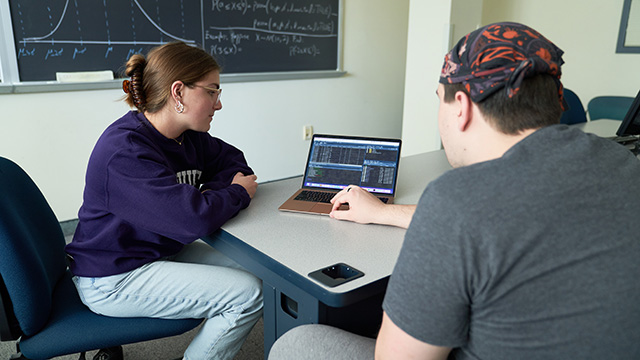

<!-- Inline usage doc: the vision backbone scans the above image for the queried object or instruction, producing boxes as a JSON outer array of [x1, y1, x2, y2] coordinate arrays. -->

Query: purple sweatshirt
[[66, 111, 253, 277]]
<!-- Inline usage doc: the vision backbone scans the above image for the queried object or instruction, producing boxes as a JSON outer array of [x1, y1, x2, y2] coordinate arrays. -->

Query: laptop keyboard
[[295, 190, 335, 203], [295, 190, 389, 203]]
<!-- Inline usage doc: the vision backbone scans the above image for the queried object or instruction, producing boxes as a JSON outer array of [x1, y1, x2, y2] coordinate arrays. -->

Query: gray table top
[[217, 150, 452, 294], [573, 119, 620, 137]]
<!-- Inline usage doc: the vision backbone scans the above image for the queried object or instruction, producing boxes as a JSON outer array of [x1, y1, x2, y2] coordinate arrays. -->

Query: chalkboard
[[6, 0, 341, 82]]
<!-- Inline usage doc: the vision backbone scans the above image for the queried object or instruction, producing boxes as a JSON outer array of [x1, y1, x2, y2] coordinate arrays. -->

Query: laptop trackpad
[[278, 199, 315, 212], [309, 203, 349, 214], [310, 203, 333, 214]]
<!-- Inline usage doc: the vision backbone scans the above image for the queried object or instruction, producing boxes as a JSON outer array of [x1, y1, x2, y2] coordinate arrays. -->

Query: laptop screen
[[303, 134, 402, 195], [616, 89, 640, 136]]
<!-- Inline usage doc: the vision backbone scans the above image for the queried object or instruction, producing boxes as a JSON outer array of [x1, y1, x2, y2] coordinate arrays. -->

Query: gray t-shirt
[[383, 125, 640, 359]]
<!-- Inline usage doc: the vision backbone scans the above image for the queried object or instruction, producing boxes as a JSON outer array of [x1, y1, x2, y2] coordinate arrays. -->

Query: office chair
[[587, 95, 634, 121], [559, 88, 587, 125], [0, 156, 202, 360]]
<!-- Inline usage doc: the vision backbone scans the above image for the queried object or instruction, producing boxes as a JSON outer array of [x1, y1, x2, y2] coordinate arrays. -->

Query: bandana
[[439, 22, 566, 108]]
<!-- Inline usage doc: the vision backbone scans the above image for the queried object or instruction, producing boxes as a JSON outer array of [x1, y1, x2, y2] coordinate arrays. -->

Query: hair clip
[[122, 79, 131, 94]]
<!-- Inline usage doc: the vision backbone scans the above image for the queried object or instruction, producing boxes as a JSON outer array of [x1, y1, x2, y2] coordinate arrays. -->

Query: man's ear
[[455, 90, 473, 132]]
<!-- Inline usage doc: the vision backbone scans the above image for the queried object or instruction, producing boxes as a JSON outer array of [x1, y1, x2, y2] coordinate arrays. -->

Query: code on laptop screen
[[303, 136, 401, 194]]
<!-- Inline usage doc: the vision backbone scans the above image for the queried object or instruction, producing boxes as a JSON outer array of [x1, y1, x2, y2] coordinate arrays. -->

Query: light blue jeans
[[72, 241, 263, 360]]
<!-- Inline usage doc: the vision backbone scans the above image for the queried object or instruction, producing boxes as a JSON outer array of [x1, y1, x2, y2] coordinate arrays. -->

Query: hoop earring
[[174, 101, 184, 114]]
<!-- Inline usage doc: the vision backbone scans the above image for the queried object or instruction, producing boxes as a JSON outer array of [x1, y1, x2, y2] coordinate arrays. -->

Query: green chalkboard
[[7, 0, 341, 82]]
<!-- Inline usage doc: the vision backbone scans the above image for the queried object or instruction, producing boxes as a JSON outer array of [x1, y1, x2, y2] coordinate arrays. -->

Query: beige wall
[[400, 0, 483, 156], [451, 0, 483, 45], [0, 0, 410, 221], [400, 1, 453, 156], [482, 0, 640, 107]]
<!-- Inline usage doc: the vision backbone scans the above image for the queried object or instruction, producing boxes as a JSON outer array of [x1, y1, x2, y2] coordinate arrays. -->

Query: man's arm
[[375, 312, 452, 360], [329, 185, 416, 229]]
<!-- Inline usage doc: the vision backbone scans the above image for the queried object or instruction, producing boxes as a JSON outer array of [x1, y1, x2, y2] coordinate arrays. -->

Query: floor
[[0, 318, 264, 359]]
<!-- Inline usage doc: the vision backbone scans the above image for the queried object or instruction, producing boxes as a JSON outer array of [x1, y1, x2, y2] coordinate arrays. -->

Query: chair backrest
[[587, 95, 634, 121], [559, 88, 587, 125], [0, 157, 67, 336]]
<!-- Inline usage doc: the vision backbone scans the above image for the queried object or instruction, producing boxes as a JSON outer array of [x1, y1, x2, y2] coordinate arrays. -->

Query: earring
[[175, 101, 184, 114]]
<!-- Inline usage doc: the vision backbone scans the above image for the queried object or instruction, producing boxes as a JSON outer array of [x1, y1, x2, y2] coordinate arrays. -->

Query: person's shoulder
[[430, 159, 498, 192], [100, 111, 146, 139], [94, 112, 159, 157], [417, 165, 482, 210], [415, 156, 513, 225]]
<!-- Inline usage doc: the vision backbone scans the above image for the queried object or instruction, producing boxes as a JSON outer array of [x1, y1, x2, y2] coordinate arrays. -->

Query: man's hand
[[329, 185, 388, 225], [232, 172, 258, 198], [330, 185, 416, 229]]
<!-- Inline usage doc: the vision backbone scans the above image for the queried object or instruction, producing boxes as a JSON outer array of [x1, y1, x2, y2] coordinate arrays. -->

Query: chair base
[[11, 345, 124, 360], [80, 346, 124, 360]]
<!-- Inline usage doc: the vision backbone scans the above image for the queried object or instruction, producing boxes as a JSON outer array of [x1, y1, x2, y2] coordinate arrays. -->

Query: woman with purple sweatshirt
[[65, 42, 263, 360]]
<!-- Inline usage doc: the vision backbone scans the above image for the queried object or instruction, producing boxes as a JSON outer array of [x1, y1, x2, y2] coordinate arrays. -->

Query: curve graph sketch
[[8, 0, 340, 82]]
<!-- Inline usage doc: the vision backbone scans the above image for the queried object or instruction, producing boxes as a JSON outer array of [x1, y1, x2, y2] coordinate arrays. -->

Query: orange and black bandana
[[439, 22, 566, 108]]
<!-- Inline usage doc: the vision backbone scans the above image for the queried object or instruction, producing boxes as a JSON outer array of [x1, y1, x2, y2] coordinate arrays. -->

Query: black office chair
[[0, 156, 202, 360], [587, 95, 634, 121], [559, 88, 587, 125]]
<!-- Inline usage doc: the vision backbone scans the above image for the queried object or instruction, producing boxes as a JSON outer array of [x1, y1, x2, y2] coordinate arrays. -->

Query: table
[[202, 150, 452, 357], [202, 120, 621, 358], [573, 119, 621, 137]]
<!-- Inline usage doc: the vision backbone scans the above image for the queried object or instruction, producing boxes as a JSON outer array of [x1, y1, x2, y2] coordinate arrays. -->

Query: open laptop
[[611, 89, 640, 144], [278, 134, 402, 215]]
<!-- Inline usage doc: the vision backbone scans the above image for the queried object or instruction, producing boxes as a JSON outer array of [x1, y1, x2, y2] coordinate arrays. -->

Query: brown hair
[[443, 74, 563, 135], [122, 42, 221, 113]]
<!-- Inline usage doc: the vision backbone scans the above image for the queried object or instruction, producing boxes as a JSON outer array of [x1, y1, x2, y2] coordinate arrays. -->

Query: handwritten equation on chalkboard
[[8, 0, 340, 82]]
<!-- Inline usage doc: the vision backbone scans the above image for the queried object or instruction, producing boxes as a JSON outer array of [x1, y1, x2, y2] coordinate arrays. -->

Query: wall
[[451, 0, 483, 46], [482, 0, 640, 106], [0, 0, 410, 221], [400, 1, 452, 156], [400, 0, 483, 156]]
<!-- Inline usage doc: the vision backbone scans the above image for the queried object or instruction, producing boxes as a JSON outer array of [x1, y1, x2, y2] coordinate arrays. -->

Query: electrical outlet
[[303, 125, 314, 140]]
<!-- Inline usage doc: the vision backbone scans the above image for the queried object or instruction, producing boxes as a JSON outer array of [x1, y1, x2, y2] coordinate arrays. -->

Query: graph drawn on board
[[7, 0, 341, 82]]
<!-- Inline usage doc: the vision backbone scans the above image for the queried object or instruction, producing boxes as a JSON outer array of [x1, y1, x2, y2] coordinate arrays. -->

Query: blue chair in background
[[559, 88, 587, 125], [0, 156, 202, 360], [587, 95, 634, 121]]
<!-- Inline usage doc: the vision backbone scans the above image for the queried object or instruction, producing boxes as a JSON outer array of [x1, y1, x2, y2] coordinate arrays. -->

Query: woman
[[65, 42, 263, 360]]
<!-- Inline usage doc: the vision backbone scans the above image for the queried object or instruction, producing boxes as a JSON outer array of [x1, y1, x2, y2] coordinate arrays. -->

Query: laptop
[[610, 88, 640, 145], [278, 134, 402, 215]]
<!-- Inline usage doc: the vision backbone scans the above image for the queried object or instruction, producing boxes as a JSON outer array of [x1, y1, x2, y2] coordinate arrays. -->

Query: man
[[269, 22, 640, 359]]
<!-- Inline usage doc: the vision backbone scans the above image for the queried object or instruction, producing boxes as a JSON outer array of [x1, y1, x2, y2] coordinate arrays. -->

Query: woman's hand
[[232, 172, 258, 198]]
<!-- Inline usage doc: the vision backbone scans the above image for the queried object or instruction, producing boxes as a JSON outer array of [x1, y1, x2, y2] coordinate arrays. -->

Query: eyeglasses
[[190, 84, 222, 105]]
